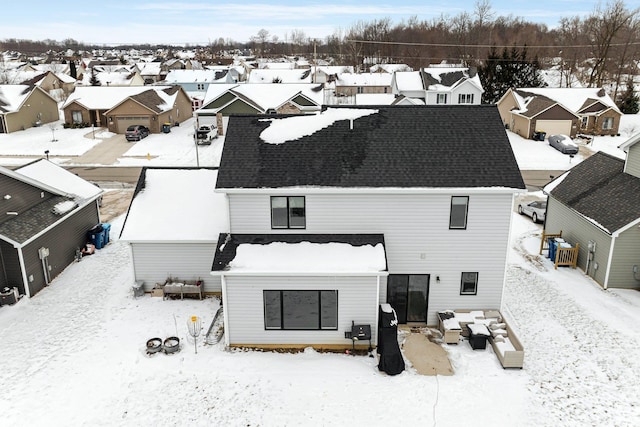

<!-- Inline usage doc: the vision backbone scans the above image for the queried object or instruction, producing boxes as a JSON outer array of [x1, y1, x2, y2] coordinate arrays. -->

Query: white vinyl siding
[[224, 275, 379, 345], [227, 192, 513, 324], [129, 242, 221, 292], [623, 143, 640, 179]]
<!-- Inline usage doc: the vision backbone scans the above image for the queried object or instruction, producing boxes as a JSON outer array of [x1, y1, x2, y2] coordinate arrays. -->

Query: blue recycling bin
[[101, 223, 111, 244], [548, 238, 560, 261], [88, 225, 106, 249]]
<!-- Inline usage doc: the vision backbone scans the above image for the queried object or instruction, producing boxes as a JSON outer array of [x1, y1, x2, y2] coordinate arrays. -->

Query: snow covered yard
[[1, 213, 639, 426]]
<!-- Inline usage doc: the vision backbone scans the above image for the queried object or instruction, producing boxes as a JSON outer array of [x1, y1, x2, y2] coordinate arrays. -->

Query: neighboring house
[[370, 64, 412, 73], [391, 67, 483, 106], [334, 73, 393, 96], [104, 85, 192, 134], [0, 85, 59, 133], [119, 168, 228, 294], [62, 85, 190, 132], [309, 66, 354, 84], [247, 68, 312, 84], [0, 160, 103, 298], [543, 134, 640, 290], [211, 105, 525, 349], [79, 70, 145, 86], [196, 83, 324, 131], [497, 87, 621, 139], [136, 62, 163, 84], [164, 69, 235, 110], [62, 86, 163, 127]]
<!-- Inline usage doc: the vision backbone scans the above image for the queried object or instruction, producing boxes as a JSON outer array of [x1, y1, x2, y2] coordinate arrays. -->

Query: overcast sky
[[4, 0, 640, 45]]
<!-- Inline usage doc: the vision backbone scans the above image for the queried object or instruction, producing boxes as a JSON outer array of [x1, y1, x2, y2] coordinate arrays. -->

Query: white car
[[548, 134, 579, 155], [518, 200, 546, 223]]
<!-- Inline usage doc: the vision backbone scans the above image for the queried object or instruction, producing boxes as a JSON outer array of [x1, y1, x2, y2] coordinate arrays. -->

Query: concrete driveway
[[67, 133, 133, 165]]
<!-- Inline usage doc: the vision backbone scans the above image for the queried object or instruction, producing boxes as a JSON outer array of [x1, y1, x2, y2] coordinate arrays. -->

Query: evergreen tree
[[89, 68, 100, 86], [69, 61, 77, 79], [618, 77, 639, 114], [478, 45, 545, 103]]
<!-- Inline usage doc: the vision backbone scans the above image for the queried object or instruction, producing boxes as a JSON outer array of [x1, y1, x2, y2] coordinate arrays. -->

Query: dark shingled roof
[[513, 90, 557, 118], [212, 233, 386, 271], [0, 195, 76, 243], [548, 151, 640, 233], [216, 105, 525, 190], [130, 89, 165, 113]]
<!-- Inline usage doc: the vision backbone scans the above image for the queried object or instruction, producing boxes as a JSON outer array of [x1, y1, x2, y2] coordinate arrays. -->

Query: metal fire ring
[[163, 336, 180, 354], [146, 337, 163, 354]]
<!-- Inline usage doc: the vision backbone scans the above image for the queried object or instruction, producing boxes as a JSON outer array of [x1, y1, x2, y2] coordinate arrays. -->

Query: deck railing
[[555, 243, 579, 269]]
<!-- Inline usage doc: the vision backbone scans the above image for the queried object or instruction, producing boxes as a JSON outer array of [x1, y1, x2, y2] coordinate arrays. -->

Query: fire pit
[[163, 336, 180, 354], [146, 337, 163, 355]]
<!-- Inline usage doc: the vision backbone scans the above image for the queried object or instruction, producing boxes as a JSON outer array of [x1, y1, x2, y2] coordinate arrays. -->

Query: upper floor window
[[449, 196, 469, 229], [271, 196, 306, 229], [458, 94, 474, 104], [437, 93, 448, 104], [357, 86, 364, 94], [602, 117, 614, 130]]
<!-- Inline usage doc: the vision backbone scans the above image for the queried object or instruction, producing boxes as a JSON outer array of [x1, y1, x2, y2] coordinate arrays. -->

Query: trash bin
[[467, 323, 490, 350], [132, 281, 145, 298], [162, 123, 171, 133], [0, 287, 19, 306], [88, 224, 106, 249], [101, 223, 111, 244], [533, 131, 546, 141]]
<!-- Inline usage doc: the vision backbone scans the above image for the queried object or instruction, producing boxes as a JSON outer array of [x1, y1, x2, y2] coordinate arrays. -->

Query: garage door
[[116, 116, 151, 134], [535, 120, 572, 137]]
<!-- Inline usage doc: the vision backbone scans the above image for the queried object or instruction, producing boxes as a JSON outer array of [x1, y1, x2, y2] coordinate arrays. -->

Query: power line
[[348, 39, 640, 49]]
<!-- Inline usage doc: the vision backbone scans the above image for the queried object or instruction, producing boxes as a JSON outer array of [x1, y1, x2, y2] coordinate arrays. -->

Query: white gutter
[[375, 274, 381, 345], [216, 187, 524, 195]]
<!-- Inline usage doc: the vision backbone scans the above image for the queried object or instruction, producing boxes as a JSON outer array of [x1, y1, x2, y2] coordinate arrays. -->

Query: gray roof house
[[211, 105, 525, 349], [543, 133, 640, 289]]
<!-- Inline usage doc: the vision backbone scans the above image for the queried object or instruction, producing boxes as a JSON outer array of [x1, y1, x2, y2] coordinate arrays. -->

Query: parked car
[[518, 200, 547, 223], [125, 125, 149, 141], [548, 134, 579, 155]]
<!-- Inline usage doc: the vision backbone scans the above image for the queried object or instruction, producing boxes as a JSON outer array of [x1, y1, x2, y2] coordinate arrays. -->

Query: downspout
[[375, 274, 380, 346], [221, 274, 230, 347], [603, 233, 617, 290], [17, 247, 31, 298]]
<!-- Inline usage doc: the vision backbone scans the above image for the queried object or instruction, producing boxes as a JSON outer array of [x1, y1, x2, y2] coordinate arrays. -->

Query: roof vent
[[597, 88, 606, 97], [349, 119, 354, 130]]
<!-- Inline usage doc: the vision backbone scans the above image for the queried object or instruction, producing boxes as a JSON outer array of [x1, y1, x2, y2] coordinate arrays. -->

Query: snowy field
[[1, 210, 638, 426], [1, 111, 639, 425]]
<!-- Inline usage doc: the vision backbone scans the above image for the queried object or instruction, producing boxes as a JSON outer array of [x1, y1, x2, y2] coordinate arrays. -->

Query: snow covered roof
[[119, 168, 228, 242], [354, 93, 396, 105], [201, 83, 324, 113], [80, 71, 140, 86], [392, 71, 423, 91], [336, 73, 392, 86], [247, 69, 312, 84], [370, 64, 412, 73], [164, 70, 219, 83], [514, 88, 620, 114], [0, 84, 33, 112], [217, 105, 526, 190], [15, 159, 102, 200], [212, 234, 387, 274], [62, 86, 170, 110]]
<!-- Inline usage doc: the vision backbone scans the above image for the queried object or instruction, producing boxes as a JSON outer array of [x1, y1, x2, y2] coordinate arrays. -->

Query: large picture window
[[449, 196, 469, 229], [264, 290, 338, 330], [271, 196, 305, 229], [602, 117, 614, 130], [460, 272, 479, 295]]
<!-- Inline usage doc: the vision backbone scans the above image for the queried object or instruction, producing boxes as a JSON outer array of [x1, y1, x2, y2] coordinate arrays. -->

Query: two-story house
[[211, 105, 525, 349], [391, 67, 484, 105]]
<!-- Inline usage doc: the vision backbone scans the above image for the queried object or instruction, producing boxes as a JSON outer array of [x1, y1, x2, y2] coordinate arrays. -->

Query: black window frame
[[263, 290, 338, 331], [270, 196, 306, 229], [458, 93, 474, 104], [460, 272, 479, 295], [449, 196, 469, 230]]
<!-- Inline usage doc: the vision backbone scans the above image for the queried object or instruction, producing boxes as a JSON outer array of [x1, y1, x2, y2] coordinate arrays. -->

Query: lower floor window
[[602, 117, 614, 130], [460, 272, 479, 295], [72, 110, 83, 124], [264, 290, 338, 330]]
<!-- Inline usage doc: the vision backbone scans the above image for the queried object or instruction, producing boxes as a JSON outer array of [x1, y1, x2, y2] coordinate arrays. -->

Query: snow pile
[[259, 108, 378, 144]]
